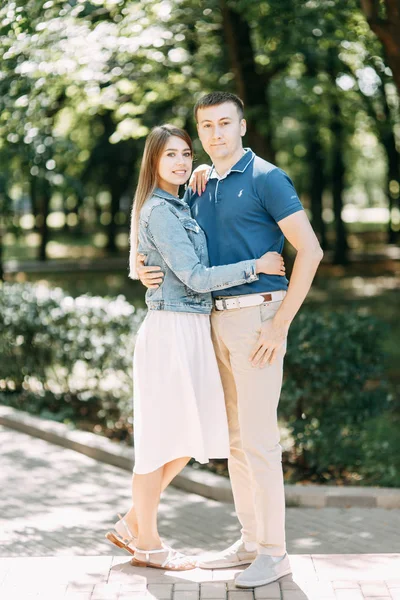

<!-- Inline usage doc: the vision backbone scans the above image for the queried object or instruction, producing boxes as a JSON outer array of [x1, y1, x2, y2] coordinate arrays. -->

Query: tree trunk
[[220, 1, 275, 162], [360, 0, 400, 95], [331, 96, 349, 265], [37, 179, 51, 261], [106, 186, 119, 254], [381, 82, 400, 244], [309, 133, 328, 249], [304, 52, 328, 249], [0, 230, 4, 282], [74, 191, 85, 238], [358, 67, 400, 244], [30, 176, 39, 231], [326, 46, 349, 265]]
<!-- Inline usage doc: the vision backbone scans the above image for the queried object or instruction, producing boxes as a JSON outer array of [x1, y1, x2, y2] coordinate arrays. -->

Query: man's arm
[[250, 210, 323, 367], [136, 254, 164, 289], [143, 203, 259, 294]]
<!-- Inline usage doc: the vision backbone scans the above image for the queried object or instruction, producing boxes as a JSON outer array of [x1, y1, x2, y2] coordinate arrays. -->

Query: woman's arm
[[146, 203, 258, 293], [188, 164, 212, 195]]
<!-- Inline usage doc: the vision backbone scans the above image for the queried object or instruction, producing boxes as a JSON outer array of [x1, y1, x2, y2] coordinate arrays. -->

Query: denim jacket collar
[[153, 186, 189, 208]]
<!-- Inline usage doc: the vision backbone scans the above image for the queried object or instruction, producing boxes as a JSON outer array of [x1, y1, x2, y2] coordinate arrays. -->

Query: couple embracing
[[106, 91, 323, 588]]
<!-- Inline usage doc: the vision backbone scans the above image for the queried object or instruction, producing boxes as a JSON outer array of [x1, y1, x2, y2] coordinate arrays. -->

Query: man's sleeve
[[147, 203, 258, 293], [262, 168, 304, 223]]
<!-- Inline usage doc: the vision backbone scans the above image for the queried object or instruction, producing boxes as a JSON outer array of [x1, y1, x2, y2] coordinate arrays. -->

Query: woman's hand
[[188, 164, 212, 195], [256, 252, 285, 276]]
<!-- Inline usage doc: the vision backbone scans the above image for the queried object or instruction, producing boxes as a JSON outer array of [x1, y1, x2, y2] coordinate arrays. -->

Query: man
[[136, 91, 323, 587]]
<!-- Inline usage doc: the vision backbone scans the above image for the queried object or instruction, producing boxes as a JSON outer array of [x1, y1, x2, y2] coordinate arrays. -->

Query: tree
[[360, 0, 400, 95]]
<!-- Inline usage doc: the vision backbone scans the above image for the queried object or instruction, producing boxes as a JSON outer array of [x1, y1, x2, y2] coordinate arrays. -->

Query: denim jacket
[[132, 188, 258, 314]]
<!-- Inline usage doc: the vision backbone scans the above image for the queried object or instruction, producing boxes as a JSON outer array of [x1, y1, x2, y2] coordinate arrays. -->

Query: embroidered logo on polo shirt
[[238, 189, 244, 197]]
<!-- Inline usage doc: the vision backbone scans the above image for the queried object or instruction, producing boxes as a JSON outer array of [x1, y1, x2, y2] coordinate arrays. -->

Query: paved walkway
[[1, 425, 399, 599]]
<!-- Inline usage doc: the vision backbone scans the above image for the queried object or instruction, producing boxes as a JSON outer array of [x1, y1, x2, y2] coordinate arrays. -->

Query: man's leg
[[220, 302, 287, 557], [211, 309, 257, 545]]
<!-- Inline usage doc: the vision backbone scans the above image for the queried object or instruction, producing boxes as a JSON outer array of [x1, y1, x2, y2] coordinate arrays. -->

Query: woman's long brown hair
[[129, 124, 193, 278]]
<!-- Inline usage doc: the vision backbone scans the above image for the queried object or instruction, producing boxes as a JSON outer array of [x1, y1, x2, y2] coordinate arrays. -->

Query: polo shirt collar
[[209, 148, 254, 180]]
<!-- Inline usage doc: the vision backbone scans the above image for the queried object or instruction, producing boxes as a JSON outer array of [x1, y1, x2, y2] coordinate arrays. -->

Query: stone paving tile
[[296, 581, 335, 598], [281, 577, 300, 589], [281, 591, 308, 600], [119, 591, 150, 599], [312, 555, 400, 582], [335, 590, 364, 600], [175, 583, 201, 591], [174, 592, 200, 600], [227, 592, 254, 600], [214, 572, 241, 584], [147, 583, 174, 599], [64, 593, 93, 600], [360, 582, 390, 596], [91, 582, 122, 599], [253, 582, 281, 598], [200, 582, 228, 598], [120, 582, 148, 592], [118, 594, 150, 600], [67, 583, 96, 592], [289, 557, 317, 582]]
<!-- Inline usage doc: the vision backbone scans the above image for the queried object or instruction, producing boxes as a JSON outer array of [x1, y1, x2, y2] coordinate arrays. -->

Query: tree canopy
[[0, 0, 399, 268]]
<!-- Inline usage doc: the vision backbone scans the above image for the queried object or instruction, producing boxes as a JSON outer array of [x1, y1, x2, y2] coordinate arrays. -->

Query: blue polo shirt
[[185, 148, 303, 297]]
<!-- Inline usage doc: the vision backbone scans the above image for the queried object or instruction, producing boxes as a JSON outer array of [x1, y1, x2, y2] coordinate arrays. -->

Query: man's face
[[196, 102, 246, 162]]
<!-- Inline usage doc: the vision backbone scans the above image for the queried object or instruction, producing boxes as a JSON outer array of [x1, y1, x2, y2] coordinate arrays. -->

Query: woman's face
[[157, 136, 193, 194]]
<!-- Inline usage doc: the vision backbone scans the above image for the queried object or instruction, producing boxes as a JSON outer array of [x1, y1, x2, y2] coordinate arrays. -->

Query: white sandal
[[131, 544, 196, 571], [105, 514, 138, 556]]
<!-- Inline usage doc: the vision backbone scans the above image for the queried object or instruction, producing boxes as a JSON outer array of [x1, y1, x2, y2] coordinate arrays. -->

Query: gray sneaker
[[235, 553, 292, 588], [197, 540, 257, 569]]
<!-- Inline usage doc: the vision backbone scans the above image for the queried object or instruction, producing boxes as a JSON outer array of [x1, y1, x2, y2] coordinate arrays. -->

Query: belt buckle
[[221, 298, 228, 310], [221, 298, 240, 310]]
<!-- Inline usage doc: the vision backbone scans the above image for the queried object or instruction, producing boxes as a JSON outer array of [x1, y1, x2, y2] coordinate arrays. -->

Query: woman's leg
[[133, 466, 164, 550], [122, 456, 190, 537]]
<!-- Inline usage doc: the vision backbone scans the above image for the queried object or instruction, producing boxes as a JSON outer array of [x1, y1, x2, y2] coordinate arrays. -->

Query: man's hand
[[249, 313, 289, 368], [136, 254, 164, 289], [188, 164, 211, 195]]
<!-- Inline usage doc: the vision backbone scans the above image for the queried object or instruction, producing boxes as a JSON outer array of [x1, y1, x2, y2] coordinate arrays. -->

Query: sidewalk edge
[[1, 406, 399, 508]]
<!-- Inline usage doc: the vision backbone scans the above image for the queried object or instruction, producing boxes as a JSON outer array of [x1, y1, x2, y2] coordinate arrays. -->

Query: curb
[[1, 406, 400, 508]]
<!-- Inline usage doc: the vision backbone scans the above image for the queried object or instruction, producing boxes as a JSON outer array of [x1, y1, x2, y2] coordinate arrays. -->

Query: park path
[[1, 424, 399, 599]]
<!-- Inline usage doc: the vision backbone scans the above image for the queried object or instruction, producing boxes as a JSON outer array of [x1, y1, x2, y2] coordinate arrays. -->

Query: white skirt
[[133, 310, 230, 474]]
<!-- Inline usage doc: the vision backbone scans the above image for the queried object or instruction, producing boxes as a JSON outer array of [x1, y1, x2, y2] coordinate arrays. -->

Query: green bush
[[357, 412, 400, 487], [281, 310, 391, 482], [0, 282, 145, 439], [0, 283, 394, 484]]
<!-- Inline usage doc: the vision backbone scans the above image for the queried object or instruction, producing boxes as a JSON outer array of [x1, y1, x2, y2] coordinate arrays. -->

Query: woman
[[106, 125, 285, 571]]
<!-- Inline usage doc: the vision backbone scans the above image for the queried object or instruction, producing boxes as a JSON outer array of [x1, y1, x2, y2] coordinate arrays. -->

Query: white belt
[[214, 290, 286, 311]]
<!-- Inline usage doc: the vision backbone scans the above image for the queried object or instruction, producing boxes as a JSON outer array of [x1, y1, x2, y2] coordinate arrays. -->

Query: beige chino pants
[[211, 300, 287, 556]]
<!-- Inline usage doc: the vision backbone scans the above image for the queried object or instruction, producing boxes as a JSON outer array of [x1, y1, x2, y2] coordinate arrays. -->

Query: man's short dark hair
[[194, 92, 244, 122]]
